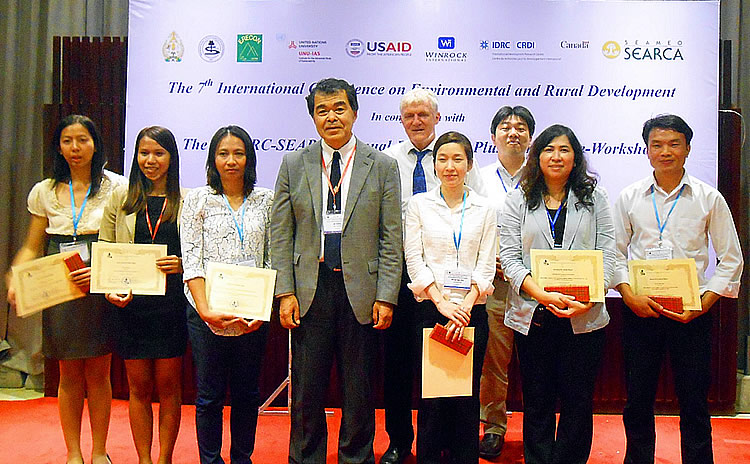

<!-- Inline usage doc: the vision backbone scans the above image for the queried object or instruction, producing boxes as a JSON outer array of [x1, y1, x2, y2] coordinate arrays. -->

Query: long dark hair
[[122, 126, 181, 222], [521, 124, 597, 211], [206, 126, 257, 197], [51, 114, 106, 197]]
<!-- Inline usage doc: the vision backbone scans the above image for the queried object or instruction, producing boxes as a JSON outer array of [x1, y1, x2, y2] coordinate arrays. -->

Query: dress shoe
[[479, 433, 505, 459], [380, 445, 411, 464]]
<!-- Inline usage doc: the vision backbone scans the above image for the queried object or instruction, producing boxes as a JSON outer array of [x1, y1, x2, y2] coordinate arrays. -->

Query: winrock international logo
[[237, 34, 263, 62], [162, 31, 184, 62], [426, 36, 467, 62], [602, 41, 621, 59]]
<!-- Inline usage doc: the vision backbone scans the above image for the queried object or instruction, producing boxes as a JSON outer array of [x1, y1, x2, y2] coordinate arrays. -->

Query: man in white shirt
[[380, 88, 485, 464], [478, 105, 535, 459], [613, 114, 743, 464]]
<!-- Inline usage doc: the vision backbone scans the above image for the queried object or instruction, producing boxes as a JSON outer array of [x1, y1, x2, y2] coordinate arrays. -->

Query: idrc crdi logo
[[237, 34, 263, 62]]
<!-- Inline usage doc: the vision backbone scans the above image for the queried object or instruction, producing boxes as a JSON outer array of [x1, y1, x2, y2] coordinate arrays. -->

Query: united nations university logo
[[602, 41, 621, 59], [163, 31, 184, 62], [237, 34, 263, 62], [199, 35, 224, 62]]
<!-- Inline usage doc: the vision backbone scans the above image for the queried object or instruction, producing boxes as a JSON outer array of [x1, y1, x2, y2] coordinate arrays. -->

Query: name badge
[[236, 258, 256, 268], [323, 211, 343, 234], [59, 241, 90, 264], [444, 269, 472, 290], [645, 245, 673, 260]]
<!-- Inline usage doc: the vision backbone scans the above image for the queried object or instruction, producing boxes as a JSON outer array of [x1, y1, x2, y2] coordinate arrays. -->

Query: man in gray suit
[[271, 77, 403, 463]]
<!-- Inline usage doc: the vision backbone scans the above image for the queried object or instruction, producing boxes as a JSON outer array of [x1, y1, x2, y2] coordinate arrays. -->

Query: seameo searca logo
[[602, 41, 621, 59]]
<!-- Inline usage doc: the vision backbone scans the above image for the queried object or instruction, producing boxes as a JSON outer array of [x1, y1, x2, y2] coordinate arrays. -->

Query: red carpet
[[1, 398, 749, 463]]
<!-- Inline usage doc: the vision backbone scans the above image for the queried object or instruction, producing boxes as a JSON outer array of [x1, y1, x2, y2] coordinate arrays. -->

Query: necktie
[[324, 151, 342, 270], [412, 149, 429, 195]]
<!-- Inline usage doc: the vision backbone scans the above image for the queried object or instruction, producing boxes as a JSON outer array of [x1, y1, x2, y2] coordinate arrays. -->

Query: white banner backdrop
[[125, 0, 719, 197]]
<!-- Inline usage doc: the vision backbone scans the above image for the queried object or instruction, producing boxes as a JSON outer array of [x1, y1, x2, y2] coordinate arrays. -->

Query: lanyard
[[441, 190, 467, 266], [496, 168, 520, 193], [69, 181, 92, 238], [546, 199, 566, 247], [223, 195, 247, 247], [145, 198, 168, 243], [321, 145, 356, 210], [651, 184, 685, 242]]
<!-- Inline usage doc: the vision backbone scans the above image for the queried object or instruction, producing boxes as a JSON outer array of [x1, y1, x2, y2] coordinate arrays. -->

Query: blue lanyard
[[441, 190, 467, 266], [223, 195, 247, 247], [496, 168, 520, 194], [69, 181, 92, 238], [546, 199, 566, 247], [651, 184, 685, 242]]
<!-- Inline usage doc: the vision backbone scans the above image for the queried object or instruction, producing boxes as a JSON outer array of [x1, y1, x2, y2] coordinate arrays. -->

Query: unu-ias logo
[[602, 41, 620, 59], [237, 34, 263, 62]]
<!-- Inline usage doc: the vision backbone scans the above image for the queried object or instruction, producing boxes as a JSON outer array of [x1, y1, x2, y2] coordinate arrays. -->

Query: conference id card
[[59, 241, 90, 264], [627, 259, 701, 310], [444, 269, 471, 290], [323, 211, 343, 234], [645, 245, 673, 260]]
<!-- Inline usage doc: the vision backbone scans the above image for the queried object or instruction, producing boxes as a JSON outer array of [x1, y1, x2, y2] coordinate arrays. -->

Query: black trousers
[[289, 264, 377, 464], [382, 261, 418, 449], [416, 300, 488, 464], [514, 310, 605, 464], [622, 309, 714, 464]]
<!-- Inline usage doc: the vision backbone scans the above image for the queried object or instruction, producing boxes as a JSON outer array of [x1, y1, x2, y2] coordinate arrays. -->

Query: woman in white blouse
[[499, 124, 615, 464], [404, 131, 496, 463], [180, 125, 272, 464], [6, 114, 125, 464]]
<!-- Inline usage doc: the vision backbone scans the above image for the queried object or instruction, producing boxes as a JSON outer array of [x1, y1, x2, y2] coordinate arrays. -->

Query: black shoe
[[478, 433, 504, 459], [380, 444, 411, 464]]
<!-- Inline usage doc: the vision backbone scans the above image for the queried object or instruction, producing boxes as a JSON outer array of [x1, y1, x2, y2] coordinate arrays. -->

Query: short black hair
[[206, 125, 257, 197], [433, 131, 474, 166], [490, 105, 536, 136], [51, 114, 107, 197], [306, 78, 359, 116], [642, 114, 693, 145]]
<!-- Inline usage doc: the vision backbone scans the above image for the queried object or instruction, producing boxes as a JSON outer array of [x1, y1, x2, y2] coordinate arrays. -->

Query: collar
[[429, 185, 480, 208], [494, 158, 525, 179], [406, 138, 436, 156], [644, 170, 692, 197], [321, 136, 356, 165]]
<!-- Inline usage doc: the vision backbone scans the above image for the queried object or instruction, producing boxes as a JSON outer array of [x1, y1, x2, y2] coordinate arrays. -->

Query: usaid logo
[[438, 36, 455, 49], [346, 39, 364, 58]]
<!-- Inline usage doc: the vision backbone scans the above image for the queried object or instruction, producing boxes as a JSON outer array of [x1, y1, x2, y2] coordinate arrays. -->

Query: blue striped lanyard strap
[[651, 184, 685, 243]]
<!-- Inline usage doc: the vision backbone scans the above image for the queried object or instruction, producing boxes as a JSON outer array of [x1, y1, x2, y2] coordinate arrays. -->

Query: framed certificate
[[628, 259, 702, 311], [90, 242, 168, 295], [205, 262, 277, 321], [11, 252, 86, 318], [530, 249, 605, 302]]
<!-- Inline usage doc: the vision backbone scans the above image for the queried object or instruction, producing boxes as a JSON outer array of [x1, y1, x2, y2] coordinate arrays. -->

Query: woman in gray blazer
[[499, 124, 615, 464]]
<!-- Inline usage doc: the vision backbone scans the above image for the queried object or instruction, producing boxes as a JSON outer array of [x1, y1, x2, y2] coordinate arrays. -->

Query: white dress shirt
[[384, 139, 487, 214], [480, 159, 524, 239], [404, 186, 497, 305], [319, 136, 356, 259], [613, 172, 743, 297]]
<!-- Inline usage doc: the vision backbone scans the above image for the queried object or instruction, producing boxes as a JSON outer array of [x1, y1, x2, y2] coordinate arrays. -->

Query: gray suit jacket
[[270, 139, 403, 324], [499, 186, 615, 335]]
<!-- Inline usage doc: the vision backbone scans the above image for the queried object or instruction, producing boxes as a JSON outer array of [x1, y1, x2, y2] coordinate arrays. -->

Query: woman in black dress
[[99, 126, 186, 464]]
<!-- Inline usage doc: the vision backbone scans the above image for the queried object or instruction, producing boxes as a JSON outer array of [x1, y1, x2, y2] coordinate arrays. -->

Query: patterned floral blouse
[[180, 185, 273, 336]]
